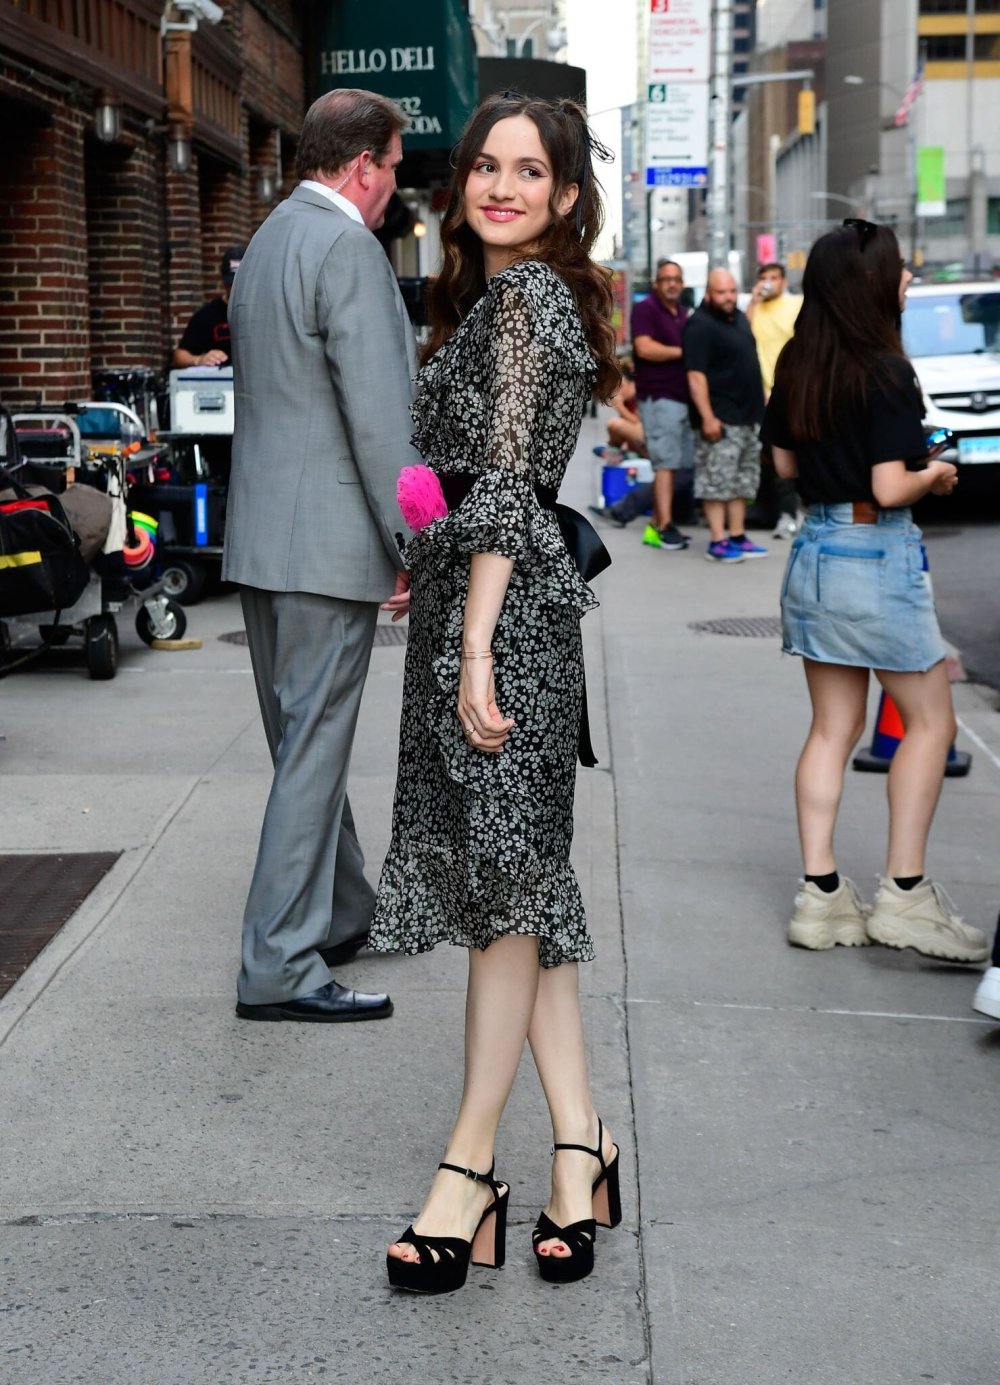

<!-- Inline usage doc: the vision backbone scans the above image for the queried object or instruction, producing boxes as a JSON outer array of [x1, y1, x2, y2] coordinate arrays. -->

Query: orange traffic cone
[[852, 691, 971, 777]]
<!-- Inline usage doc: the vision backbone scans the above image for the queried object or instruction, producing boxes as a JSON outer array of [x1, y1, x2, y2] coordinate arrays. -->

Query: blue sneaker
[[705, 539, 744, 563], [728, 535, 768, 559]]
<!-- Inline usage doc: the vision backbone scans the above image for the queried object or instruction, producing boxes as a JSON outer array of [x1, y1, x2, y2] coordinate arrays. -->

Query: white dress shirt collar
[[298, 180, 365, 226]]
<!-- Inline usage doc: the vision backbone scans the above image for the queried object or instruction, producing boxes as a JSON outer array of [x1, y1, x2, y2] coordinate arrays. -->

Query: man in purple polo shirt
[[631, 258, 694, 550]]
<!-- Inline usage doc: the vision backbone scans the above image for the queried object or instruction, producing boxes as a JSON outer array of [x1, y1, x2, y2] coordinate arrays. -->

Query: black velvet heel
[[533, 1118, 621, 1284], [386, 1161, 509, 1296]]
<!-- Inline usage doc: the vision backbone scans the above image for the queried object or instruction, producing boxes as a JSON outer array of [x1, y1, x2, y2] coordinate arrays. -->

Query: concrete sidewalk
[[1, 412, 998, 1384]]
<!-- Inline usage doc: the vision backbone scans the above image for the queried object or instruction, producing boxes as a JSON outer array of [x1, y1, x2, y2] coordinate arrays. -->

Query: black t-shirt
[[177, 297, 231, 359], [760, 355, 927, 504], [682, 302, 765, 428]]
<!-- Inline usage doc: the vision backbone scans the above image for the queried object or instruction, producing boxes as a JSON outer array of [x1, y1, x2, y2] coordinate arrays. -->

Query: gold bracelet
[[461, 651, 494, 660]]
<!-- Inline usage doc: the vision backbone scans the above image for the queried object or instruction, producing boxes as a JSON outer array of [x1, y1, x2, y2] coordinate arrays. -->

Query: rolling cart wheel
[[160, 558, 207, 606], [85, 614, 118, 680], [135, 598, 187, 646]]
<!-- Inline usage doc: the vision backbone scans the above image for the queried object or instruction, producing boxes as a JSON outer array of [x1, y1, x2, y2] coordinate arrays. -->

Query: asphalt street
[[920, 509, 1000, 693], [1, 411, 998, 1384]]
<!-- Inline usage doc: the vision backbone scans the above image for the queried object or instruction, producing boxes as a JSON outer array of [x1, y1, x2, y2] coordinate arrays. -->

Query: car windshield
[[903, 291, 1000, 357]]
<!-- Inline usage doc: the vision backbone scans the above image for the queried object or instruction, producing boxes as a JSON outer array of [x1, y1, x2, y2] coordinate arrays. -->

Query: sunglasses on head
[[842, 217, 878, 250]]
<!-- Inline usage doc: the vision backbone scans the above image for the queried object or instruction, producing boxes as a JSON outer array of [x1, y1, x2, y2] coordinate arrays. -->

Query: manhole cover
[[689, 616, 783, 638], [220, 625, 408, 647], [0, 852, 121, 999]]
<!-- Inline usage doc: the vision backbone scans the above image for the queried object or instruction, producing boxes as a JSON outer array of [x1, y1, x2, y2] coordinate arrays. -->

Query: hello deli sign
[[314, 0, 477, 150]]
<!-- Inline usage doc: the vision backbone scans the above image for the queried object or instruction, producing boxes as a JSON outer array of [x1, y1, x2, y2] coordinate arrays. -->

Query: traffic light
[[798, 89, 816, 136]]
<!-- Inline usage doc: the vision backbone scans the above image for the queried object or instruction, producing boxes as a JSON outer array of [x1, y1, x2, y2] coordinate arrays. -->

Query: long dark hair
[[423, 91, 621, 401], [772, 221, 914, 440]]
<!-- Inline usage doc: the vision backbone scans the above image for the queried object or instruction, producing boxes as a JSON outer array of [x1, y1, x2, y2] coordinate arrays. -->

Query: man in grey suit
[[224, 88, 419, 1022]]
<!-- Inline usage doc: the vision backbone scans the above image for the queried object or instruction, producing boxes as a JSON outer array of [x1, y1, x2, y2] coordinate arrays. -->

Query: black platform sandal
[[386, 1161, 509, 1295], [532, 1119, 622, 1284]]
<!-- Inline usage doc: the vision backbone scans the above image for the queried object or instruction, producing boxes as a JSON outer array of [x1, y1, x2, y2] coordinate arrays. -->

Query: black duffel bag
[[0, 471, 91, 617]]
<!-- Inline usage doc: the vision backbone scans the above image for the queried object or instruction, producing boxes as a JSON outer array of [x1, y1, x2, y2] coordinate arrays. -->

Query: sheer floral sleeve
[[408, 278, 594, 615]]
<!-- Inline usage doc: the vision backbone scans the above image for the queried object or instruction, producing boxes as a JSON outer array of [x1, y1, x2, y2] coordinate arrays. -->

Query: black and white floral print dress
[[369, 259, 599, 968]]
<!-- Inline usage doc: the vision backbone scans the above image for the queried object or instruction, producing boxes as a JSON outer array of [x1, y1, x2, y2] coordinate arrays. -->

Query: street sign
[[645, 81, 709, 186], [648, 0, 710, 83]]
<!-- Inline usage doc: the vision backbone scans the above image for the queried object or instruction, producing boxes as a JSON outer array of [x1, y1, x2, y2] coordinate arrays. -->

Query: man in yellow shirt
[[747, 262, 801, 537]]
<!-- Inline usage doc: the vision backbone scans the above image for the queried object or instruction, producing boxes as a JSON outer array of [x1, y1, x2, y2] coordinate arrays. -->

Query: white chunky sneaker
[[972, 967, 1000, 1019], [867, 878, 989, 963], [787, 877, 871, 950]]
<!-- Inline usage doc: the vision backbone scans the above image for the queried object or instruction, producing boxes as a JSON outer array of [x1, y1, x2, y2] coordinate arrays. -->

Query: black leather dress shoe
[[236, 980, 392, 1023], [318, 930, 369, 969]]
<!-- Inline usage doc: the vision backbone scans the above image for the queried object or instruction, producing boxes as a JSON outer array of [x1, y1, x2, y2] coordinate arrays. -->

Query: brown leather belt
[[851, 500, 879, 525]]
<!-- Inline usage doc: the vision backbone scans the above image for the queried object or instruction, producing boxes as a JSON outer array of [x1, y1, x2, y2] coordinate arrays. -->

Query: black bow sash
[[438, 471, 610, 767]]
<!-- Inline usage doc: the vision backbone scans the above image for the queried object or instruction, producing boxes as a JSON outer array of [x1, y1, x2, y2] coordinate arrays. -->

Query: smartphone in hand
[[925, 427, 956, 455]]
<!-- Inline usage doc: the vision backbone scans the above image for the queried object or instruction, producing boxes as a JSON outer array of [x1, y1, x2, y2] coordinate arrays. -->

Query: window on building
[[924, 34, 967, 60], [921, 0, 1000, 10], [924, 198, 968, 237], [974, 33, 1000, 57], [988, 198, 1000, 234]]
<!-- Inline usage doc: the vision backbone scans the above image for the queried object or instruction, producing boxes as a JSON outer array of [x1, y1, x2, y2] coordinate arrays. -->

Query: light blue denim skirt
[[780, 504, 946, 671]]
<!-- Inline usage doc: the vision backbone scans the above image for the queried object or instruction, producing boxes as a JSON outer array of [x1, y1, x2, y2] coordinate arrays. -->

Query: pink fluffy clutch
[[397, 465, 448, 531]]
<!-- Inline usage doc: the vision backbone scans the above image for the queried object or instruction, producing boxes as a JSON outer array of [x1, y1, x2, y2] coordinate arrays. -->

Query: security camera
[[173, 0, 224, 25]]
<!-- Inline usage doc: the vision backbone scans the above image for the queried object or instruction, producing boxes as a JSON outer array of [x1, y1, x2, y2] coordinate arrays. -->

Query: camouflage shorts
[[693, 424, 761, 501]]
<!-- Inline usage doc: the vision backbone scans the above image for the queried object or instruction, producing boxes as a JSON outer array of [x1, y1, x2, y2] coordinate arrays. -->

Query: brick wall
[[165, 160, 204, 352], [0, 94, 92, 406], [199, 141, 252, 303], [1, 0, 311, 404], [86, 137, 167, 371]]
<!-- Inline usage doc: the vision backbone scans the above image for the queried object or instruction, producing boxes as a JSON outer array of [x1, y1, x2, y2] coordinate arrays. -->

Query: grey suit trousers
[[237, 586, 379, 1004]]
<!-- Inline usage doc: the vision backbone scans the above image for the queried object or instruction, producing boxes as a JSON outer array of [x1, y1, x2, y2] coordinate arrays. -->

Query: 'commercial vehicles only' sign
[[645, 0, 709, 187]]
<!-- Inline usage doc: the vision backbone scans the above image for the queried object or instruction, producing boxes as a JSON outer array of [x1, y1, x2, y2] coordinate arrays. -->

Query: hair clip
[[582, 126, 614, 165], [842, 217, 878, 250]]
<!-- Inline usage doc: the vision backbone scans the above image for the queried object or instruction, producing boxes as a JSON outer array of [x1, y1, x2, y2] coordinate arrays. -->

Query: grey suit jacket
[[222, 186, 421, 601]]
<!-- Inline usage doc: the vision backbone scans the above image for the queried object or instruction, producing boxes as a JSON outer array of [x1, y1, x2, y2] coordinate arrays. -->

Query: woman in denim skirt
[[760, 220, 988, 965]]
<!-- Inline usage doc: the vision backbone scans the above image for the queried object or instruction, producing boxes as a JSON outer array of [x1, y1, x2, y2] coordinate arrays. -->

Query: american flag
[[893, 64, 924, 127]]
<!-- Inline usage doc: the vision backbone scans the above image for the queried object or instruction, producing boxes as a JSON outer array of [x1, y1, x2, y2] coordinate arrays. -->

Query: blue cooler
[[602, 463, 638, 506]]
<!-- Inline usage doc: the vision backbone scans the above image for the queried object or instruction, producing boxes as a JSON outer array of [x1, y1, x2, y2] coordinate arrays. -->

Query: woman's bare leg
[[796, 660, 871, 873], [388, 934, 540, 1264], [527, 961, 615, 1260], [875, 661, 956, 877]]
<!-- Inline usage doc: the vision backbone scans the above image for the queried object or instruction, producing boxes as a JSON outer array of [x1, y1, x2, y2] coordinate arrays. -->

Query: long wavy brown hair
[[773, 221, 917, 440], [422, 92, 621, 402]]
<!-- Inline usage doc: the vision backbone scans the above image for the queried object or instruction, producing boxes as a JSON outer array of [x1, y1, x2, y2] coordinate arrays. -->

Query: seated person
[[595, 360, 646, 459], [172, 246, 245, 368]]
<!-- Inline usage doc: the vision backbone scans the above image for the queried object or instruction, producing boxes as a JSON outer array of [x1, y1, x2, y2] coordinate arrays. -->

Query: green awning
[[313, 0, 477, 152]]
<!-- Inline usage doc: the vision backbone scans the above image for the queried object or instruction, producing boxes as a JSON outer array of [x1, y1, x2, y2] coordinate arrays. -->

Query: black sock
[[729, 532, 746, 544], [893, 875, 923, 891], [805, 871, 840, 894]]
